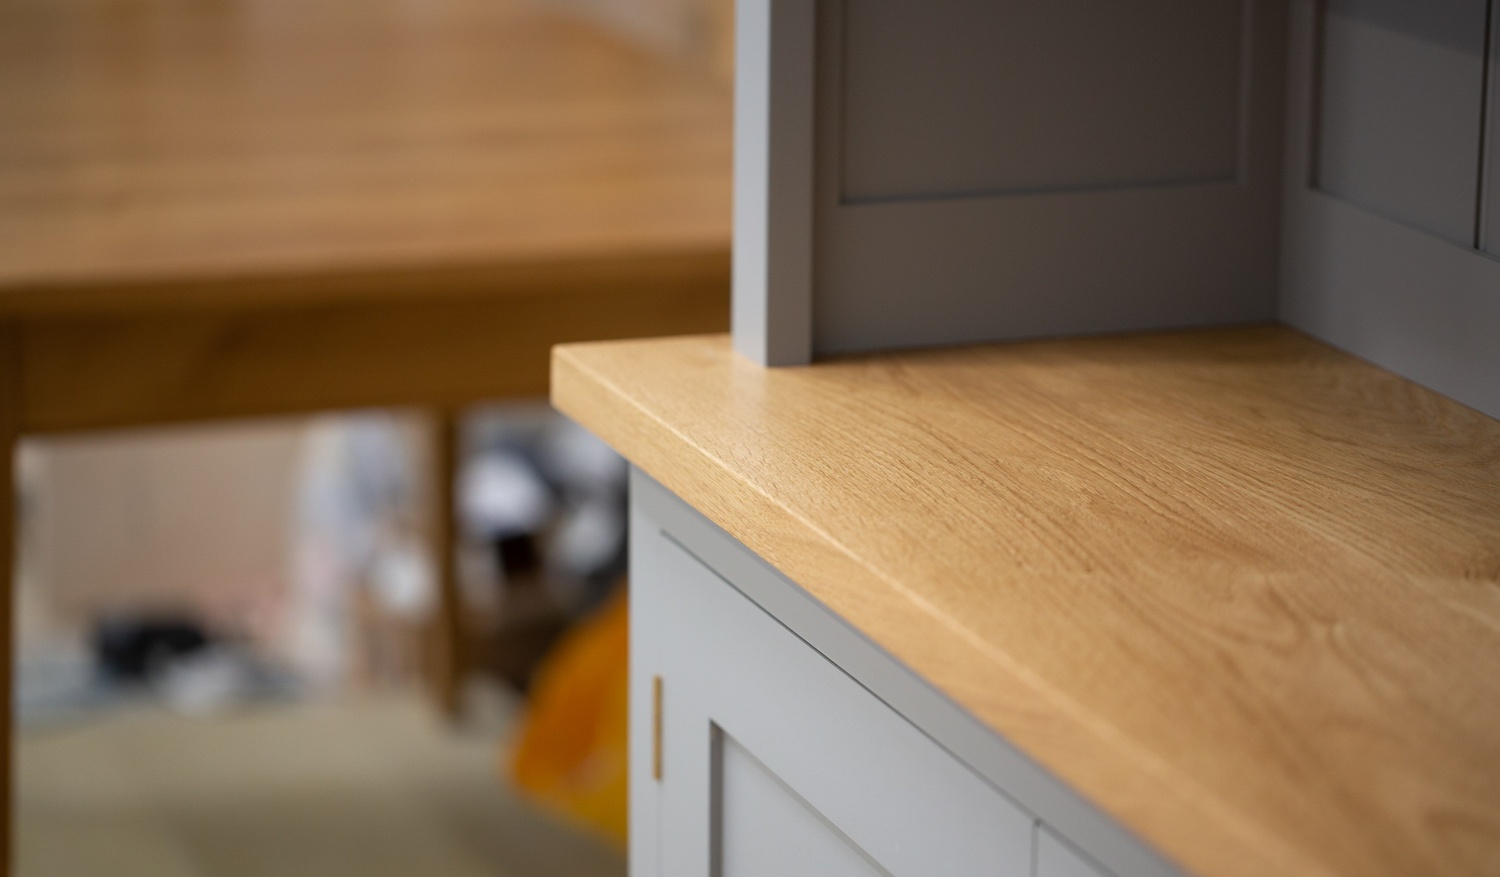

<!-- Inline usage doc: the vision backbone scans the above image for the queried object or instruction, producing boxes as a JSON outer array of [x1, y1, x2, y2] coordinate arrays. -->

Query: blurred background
[[13, 408, 632, 877], [0, 0, 732, 873]]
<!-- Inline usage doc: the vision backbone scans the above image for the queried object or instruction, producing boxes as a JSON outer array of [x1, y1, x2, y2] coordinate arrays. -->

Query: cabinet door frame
[[646, 526, 1036, 875]]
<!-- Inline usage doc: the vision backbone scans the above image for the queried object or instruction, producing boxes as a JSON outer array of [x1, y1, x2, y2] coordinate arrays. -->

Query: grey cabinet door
[[629, 502, 1034, 876]]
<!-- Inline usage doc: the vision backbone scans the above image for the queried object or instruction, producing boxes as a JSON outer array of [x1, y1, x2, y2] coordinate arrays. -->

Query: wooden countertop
[[552, 327, 1500, 877], [0, 0, 730, 317]]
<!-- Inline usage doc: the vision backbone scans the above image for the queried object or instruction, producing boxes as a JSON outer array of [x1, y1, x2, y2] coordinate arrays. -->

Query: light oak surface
[[552, 327, 1500, 877], [18, 253, 727, 433], [0, 0, 732, 433], [0, 0, 731, 317]]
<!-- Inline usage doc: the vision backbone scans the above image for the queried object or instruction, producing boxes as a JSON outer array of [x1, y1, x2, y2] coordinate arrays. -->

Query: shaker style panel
[[639, 524, 1036, 876], [809, 0, 1286, 359], [840, 0, 1244, 203], [1314, 0, 1488, 247], [716, 734, 886, 877], [730, 0, 1288, 364], [1038, 827, 1115, 877]]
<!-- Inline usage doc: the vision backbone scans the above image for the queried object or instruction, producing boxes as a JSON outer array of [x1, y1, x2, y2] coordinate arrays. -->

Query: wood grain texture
[[0, 0, 730, 316], [552, 327, 1500, 877], [19, 254, 727, 433]]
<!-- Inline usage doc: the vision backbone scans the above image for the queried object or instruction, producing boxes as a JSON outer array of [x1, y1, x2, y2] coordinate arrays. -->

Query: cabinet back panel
[[809, 0, 1287, 358], [840, 0, 1244, 203]]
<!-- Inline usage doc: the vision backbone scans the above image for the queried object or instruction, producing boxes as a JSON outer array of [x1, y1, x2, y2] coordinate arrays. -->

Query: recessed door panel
[[717, 732, 889, 877], [841, 0, 1244, 203], [809, 0, 1285, 357], [1038, 826, 1113, 877], [1314, 0, 1488, 247]]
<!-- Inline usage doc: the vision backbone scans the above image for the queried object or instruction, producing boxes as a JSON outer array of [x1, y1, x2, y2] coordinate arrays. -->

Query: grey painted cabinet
[[629, 472, 1177, 877]]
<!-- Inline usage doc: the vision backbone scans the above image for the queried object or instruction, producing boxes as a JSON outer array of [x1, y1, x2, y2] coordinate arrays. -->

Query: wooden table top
[[0, 0, 731, 317], [552, 327, 1500, 877]]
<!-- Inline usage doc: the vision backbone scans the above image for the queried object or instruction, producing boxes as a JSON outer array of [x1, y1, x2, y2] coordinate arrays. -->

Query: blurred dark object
[[469, 576, 570, 694], [90, 612, 297, 715], [495, 533, 541, 579], [453, 410, 630, 695], [93, 614, 212, 682]]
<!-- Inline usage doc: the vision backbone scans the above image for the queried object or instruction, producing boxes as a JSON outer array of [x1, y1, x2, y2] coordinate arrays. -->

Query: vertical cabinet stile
[[1482, 0, 1500, 253]]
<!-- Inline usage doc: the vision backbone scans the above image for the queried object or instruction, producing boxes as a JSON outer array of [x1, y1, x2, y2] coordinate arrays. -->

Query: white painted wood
[[717, 735, 889, 877], [1038, 826, 1115, 877], [1280, 0, 1500, 419], [810, 0, 1287, 357], [635, 497, 720, 877], [636, 484, 1036, 876], [731, 0, 814, 367], [1314, 0, 1487, 247], [628, 497, 666, 877], [632, 469, 1189, 877]]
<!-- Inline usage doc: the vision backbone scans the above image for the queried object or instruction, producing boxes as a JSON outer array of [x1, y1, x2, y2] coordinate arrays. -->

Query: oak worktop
[[551, 327, 1500, 877], [0, 0, 730, 317]]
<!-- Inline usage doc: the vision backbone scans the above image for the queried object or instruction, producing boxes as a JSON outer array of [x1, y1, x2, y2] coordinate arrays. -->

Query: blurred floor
[[16, 694, 625, 877]]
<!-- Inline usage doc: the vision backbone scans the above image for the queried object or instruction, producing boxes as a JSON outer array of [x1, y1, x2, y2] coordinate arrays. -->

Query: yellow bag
[[506, 587, 629, 848]]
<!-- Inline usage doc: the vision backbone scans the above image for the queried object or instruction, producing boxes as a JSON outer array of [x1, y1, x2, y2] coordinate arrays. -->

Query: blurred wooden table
[[0, 0, 730, 865]]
